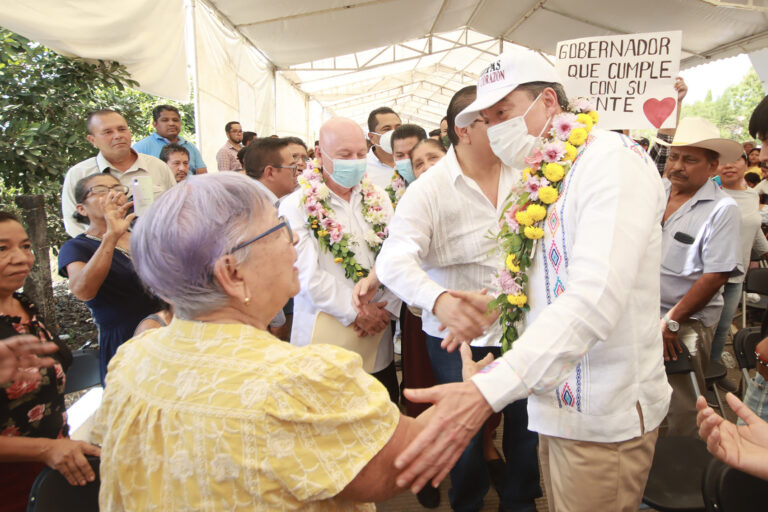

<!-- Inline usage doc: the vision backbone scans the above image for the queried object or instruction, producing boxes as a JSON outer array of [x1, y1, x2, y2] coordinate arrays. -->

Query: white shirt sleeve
[[473, 146, 664, 411], [376, 181, 447, 313], [61, 168, 86, 237], [279, 195, 358, 326]]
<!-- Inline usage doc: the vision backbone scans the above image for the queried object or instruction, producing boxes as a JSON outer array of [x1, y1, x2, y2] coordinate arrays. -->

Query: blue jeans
[[711, 282, 742, 364], [741, 373, 768, 424], [425, 335, 541, 512]]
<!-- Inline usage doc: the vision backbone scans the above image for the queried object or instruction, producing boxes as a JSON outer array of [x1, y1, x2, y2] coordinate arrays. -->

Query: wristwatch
[[663, 314, 680, 333]]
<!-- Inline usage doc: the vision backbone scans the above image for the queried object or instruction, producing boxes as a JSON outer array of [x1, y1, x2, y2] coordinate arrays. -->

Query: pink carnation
[[541, 141, 566, 163], [572, 97, 594, 112], [499, 270, 522, 296], [321, 217, 335, 229], [524, 175, 550, 201], [329, 228, 343, 244], [552, 113, 578, 141], [503, 209, 519, 232], [524, 148, 543, 167], [392, 177, 405, 189], [306, 203, 319, 216]]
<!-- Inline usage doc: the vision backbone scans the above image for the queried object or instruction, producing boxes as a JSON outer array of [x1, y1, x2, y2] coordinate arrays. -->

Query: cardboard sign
[[555, 31, 682, 130]]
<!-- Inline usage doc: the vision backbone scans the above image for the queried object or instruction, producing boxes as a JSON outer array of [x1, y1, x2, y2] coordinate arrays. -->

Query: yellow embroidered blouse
[[90, 318, 399, 511]]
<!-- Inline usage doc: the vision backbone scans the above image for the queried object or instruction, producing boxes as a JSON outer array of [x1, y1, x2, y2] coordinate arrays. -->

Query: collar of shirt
[[252, 179, 281, 207], [226, 140, 242, 151], [151, 131, 186, 145], [95, 149, 144, 174], [664, 178, 719, 223], [367, 147, 393, 169]]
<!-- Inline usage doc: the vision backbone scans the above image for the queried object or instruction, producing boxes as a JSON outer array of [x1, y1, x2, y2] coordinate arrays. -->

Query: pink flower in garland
[[552, 113, 578, 141], [499, 270, 522, 296], [541, 141, 566, 163], [306, 203, 319, 216], [329, 228, 343, 244], [503, 208, 520, 232], [524, 175, 550, 201], [321, 217, 335, 229], [524, 148, 544, 167]]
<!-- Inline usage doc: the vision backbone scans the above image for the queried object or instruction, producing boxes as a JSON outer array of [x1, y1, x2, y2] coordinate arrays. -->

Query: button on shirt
[[216, 141, 242, 171], [61, 151, 177, 237], [660, 179, 743, 327], [376, 145, 515, 347], [133, 132, 206, 174], [470, 131, 671, 442], [278, 182, 401, 373], [366, 148, 395, 190]]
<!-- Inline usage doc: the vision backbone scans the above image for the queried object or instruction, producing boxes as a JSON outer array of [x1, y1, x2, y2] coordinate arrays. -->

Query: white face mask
[[486, 93, 549, 168]]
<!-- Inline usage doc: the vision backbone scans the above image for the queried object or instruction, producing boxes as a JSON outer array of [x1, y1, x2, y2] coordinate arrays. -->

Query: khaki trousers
[[539, 405, 658, 512], [665, 320, 713, 436]]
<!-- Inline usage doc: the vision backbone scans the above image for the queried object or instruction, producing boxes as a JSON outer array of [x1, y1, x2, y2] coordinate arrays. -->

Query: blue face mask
[[329, 158, 367, 188], [395, 159, 416, 184]]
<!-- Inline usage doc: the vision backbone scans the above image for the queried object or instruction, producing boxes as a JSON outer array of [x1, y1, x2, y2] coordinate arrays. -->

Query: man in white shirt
[[244, 137, 300, 207], [279, 117, 402, 402], [391, 49, 671, 512], [61, 109, 177, 237], [366, 107, 401, 189], [376, 86, 541, 512]]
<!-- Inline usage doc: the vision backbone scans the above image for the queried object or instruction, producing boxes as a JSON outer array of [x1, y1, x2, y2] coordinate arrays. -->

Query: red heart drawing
[[643, 97, 676, 129]]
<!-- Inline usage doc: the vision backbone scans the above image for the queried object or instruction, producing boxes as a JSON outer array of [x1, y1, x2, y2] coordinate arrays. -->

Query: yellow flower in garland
[[577, 113, 593, 131], [506, 254, 520, 272], [588, 110, 599, 124], [317, 229, 328, 237], [538, 186, 559, 204], [515, 210, 533, 226], [562, 142, 578, 162], [543, 163, 565, 182], [522, 167, 533, 181], [507, 293, 527, 307], [333, 257, 343, 263], [524, 226, 544, 239], [526, 204, 547, 222], [569, 127, 588, 146]]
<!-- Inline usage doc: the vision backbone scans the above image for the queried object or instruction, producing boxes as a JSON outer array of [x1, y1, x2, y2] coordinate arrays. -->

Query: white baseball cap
[[455, 48, 563, 128]]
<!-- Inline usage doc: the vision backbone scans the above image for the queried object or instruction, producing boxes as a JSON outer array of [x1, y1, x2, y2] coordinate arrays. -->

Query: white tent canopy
[[2, 0, 768, 168]]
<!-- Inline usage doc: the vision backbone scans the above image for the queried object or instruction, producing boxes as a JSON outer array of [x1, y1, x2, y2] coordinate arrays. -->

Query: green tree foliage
[[0, 28, 194, 249], [682, 68, 766, 141]]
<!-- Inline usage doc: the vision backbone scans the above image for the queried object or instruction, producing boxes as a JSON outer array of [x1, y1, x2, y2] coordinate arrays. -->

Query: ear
[[212, 255, 247, 302], [541, 87, 560, 116], [368, 132, 380, 145], [75, 203, 89, 218], [152, 120, 159, 129], [316, 146, 324, 168], [86, 134, 97, 148], [262, 165, 276, 180], [454, 125, 469, 145]]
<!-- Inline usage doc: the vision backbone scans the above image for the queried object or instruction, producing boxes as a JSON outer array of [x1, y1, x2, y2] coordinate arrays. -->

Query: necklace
[[298, 169, 390, 283], [489, 98, 598, 352]]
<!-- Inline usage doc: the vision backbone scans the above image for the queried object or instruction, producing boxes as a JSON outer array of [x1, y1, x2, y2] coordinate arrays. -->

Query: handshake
[[352, 269, 499, 349]]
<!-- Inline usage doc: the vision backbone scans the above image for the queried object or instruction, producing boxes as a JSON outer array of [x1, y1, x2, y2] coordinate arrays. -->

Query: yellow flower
[[577, 113, 593, 132], [526, 204, 546, 222], [333, 257, 343, 263], [569, 127, 588, 146], [588, 110, 599, 124], [563, 142, 578, 162], [522, 167, 532, 180], [524, 226, 544, 240], [515, 210, 533, 226], [543, 163, 565, 183], [507, 293, 527, 307], [538, 186, 559, 204], [506, 254, 520, 272], [356, 271, 364, 277]]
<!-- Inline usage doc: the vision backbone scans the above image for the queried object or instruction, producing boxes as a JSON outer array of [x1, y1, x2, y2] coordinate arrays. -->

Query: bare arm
[[658, 76, 687, 136]]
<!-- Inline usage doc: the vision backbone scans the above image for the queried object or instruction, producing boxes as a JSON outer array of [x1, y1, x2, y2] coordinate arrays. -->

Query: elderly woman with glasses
[[58, 173, 162, 384], [88, 172, 476, 510]]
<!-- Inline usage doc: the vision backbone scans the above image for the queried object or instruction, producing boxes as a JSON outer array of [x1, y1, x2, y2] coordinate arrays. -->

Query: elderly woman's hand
[[101, 191, 135, 240], [42, 438, 101, 486], [0, 335, 58, 385]]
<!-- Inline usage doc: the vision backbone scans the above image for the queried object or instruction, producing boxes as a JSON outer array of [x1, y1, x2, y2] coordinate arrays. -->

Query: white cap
[[455, 48, 563, 128]]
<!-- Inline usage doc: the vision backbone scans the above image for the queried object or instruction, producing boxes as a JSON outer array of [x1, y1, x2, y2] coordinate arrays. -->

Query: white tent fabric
[[0, 0, 189, 102]]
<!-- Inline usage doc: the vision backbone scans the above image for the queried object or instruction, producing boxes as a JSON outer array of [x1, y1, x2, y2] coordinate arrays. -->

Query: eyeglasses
[[228, 216, 293, 254], [275, 164, 300, 173], [87, 184, 129, 197]]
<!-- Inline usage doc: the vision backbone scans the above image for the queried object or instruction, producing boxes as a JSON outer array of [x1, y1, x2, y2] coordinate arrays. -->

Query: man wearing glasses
[[61, 109, 177, 237], [243, 137, 301, 207]]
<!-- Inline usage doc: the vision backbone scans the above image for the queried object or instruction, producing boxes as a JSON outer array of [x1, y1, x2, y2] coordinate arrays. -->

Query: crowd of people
[[5, 46, 768, 511]]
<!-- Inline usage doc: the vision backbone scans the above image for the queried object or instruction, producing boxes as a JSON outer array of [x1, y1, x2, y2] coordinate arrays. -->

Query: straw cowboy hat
[[653, 117, 743, 163]]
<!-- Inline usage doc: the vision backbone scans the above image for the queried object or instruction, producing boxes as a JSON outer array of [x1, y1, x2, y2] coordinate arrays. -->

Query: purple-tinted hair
[[130, 172, 269, 319]]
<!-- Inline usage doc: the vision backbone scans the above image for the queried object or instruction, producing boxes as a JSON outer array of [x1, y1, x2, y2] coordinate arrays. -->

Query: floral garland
[[385, 170, 406, 208], [489, 98, 598, 352], [298, 168, 390, 283]]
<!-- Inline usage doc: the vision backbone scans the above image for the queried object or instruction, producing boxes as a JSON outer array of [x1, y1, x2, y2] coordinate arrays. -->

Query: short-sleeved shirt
[[90, 319, 399, 511], [216, 141, 242, 171], [133, 132, 207, 173], [660, 179, 743, 326], [61, 151, 177, 237]]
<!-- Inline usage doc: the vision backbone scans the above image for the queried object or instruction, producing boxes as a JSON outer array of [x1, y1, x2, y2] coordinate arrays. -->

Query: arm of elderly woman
[[339, 344, 492, 501], [0, 436, 101, 486]]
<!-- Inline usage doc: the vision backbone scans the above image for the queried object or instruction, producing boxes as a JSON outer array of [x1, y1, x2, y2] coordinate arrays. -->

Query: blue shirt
[[132, 132, 207, 173]]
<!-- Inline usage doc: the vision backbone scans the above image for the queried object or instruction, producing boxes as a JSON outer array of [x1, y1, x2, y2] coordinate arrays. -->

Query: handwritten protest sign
[[555, 31, 682, 130]]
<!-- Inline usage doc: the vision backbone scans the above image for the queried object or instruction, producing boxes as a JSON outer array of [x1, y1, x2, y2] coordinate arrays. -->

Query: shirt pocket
[[661, 239, 692, 274]]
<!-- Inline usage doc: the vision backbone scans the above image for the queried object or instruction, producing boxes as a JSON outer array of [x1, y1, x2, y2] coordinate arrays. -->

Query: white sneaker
[[720, 351, 737, 369], [747, 293, 761, 303]]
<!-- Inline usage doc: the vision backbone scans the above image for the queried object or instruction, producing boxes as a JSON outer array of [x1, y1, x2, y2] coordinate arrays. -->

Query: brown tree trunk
[[15, 194, 59, 336]]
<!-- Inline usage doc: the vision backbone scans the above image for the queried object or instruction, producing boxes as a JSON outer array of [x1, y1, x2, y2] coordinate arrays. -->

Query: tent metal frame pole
[[188, 0, 203, 153]]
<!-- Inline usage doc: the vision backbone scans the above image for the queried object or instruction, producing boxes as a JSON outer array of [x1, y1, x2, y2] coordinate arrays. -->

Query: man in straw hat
[[392, 47, 671, 511], [657, 117, 743, 436]]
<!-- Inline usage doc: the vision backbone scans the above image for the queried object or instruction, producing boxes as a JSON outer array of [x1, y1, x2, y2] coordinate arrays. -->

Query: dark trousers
[[372, 360, 399, 405], [425, 334, 541, 512]]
